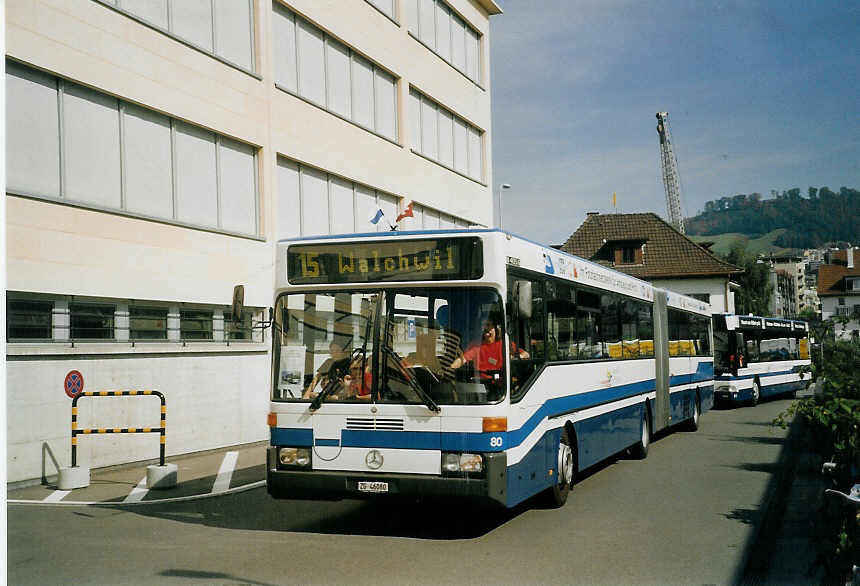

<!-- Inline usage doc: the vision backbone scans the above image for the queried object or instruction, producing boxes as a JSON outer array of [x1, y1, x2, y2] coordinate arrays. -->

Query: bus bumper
[[266, 448, 508, 506], [714, 386, 752, 403]]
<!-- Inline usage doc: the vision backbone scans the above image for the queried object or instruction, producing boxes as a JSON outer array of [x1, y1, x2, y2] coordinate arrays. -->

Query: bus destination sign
[[287, 237, 483, 284]]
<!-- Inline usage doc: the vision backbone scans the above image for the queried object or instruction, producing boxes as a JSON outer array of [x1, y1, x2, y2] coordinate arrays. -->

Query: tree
[[724, 243, 772, 315]]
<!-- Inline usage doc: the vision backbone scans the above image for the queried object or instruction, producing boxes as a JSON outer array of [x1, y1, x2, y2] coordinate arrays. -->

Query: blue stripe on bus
[[271, 427, 313, 446], [314, 438, 340, 447], [271, 376, 713, 452]]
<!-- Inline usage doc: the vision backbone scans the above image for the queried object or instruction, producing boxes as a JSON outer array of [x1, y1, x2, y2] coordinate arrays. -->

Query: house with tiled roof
[[818, 248, 860, 339], [560, 212, 743, 314]]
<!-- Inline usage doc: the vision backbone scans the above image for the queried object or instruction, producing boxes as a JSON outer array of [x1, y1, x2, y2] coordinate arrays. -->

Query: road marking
[[9, 480, 265, 507], [43, 490, 70, 503], [212, 451, 239, 493], [123, 476, 149, 503]]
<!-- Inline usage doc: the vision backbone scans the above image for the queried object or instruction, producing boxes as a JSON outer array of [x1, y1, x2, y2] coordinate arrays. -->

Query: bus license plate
[[358, 481, 388, 493]]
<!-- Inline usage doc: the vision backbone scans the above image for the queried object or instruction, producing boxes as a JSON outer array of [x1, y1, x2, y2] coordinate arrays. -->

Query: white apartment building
[[5, 0, 502, 484]]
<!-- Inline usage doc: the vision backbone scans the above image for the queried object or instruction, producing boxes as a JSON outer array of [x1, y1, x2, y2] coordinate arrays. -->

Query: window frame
[[6, 298, 54, 341], [6, 61, 262, 241], [272, 4, 400, 145], [70, 302, 116, 341], [180, 308, 214, 341], [129, 305, 169, 341], [409, 87, 486, 185], [93, 0, 259, 78]]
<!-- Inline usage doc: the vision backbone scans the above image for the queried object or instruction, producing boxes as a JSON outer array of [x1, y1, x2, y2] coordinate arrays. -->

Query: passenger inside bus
[[302, 341, 349, 398]]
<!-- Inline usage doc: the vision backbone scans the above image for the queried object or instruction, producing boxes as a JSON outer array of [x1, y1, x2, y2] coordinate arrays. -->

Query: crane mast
[[656, 111, 685, 234]]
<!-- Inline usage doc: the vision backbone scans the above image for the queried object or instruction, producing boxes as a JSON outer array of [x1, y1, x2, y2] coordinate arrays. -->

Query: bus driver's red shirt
[[462, 339, 507, 375]]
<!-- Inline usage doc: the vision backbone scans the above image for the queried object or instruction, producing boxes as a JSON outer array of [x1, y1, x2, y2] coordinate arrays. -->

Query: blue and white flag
[[370, 208, 385, 225]]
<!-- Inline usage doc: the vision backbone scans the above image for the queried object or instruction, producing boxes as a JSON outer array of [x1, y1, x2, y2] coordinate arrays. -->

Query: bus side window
[[734, 333, 745, 371], [507, 274, 545, 400]]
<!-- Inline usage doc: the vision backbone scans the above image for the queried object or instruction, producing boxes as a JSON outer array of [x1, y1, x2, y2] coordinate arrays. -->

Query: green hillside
[[686, 186, 858, 249], [689, 229, 795, 257]]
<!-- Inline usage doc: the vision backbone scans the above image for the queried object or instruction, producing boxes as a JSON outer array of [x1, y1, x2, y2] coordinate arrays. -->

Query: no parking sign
[[64, 370, 84, 398]]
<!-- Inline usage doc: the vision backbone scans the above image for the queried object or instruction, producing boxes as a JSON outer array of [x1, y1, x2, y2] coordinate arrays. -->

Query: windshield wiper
[[309, 357, 351, 411], [381, 346, 440, 413]]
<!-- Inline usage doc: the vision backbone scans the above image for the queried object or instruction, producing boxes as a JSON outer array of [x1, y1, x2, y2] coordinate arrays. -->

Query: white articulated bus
[[712, 314, 811, 405], [266, 229, 714, 508]]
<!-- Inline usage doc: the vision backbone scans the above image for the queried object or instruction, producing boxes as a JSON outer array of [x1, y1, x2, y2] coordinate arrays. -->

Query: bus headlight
[[441, 452, 483, 475], [278, 447, 311, 469]]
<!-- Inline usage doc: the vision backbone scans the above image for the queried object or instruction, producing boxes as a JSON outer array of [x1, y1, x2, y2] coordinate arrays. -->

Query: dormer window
[[615, 244, 642, 265], [621, 246, 636, 264]]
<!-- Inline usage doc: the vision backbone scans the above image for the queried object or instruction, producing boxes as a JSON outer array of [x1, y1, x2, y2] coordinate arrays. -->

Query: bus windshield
[[272, 287, 506, 406]]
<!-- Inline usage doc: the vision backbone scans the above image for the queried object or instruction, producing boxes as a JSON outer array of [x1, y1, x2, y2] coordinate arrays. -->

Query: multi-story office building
[[5, 0, 502, 483]]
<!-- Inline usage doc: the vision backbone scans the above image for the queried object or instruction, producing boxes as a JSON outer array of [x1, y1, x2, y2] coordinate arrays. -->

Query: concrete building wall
[[821, 296, 860, 339], [649, 277, 734, 315], [6, 0, 500, 483]]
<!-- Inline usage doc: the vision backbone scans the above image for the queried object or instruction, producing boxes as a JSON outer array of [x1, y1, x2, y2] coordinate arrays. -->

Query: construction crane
[[656, 112, 686, 234]]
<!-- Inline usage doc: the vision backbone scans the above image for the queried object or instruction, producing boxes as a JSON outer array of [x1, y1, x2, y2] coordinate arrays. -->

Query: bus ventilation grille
[[346, 417, 404, 431]]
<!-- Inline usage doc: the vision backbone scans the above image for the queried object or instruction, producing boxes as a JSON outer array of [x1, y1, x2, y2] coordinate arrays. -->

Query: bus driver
[[449, 313, 529, 379]]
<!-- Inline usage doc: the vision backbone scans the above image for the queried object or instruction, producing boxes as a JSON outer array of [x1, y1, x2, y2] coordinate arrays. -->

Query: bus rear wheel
[[686, 397, 700, 432], [631, 411, 650, 459], [544, 427, 573, 508]]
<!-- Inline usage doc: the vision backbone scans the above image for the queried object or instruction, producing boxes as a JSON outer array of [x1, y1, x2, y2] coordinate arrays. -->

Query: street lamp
[[498, 183, 511, 230]]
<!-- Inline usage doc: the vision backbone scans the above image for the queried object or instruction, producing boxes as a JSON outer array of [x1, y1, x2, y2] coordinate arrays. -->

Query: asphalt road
[[9, 397, 797, 586]]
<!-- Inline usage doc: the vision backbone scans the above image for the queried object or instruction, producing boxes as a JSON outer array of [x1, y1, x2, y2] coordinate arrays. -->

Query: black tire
[[751, 380, 761, 406], [631, 410, 650, 459], [686, 397, 700, 432], [544, 426, 574, 508]]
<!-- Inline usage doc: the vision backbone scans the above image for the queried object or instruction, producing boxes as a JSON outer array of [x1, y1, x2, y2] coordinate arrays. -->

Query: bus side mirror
[[232, 284, 245, 321], [515, 281, 532, 320]]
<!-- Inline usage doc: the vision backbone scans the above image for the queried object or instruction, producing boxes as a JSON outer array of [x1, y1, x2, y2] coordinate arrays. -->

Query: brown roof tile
[[560, 212, 742, 279], [817, 249, 860, 296]]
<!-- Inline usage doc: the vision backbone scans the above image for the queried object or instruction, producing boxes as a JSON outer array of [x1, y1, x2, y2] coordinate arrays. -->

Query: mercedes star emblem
[[365, 450, 384, 470]]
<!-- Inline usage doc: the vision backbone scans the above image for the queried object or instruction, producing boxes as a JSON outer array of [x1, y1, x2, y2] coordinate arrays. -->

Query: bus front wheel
[[544, 426, 574, 508], [751, 380, 761, 406]]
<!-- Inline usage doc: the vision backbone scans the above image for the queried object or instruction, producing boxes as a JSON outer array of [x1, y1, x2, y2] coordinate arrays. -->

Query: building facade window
[[366, 0, 396, 21], [6, 299, 53, 340], [129, 306, 168, 340], [5, 61, 259, 237], [399, 201, 471, 230], [276, 157, 473, 239], [409, 88, 483, 182], [406, 0, 482, 85], [70, 303, 115, 340], [97, 0, 256, 73], [226, 310, 253, 340], [6, 294, 263, 344], [180, 309, 214, 340], [272, 4, 398, 142]]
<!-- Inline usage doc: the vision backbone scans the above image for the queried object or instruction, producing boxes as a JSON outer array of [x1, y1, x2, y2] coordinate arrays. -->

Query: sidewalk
[[738, 385, 827, 584], [7, 441, 267, 506]]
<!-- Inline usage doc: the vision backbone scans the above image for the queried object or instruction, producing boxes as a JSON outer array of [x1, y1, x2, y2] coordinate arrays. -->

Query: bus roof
[[277, 229, 711, 315], [716, 313, 809, 333]]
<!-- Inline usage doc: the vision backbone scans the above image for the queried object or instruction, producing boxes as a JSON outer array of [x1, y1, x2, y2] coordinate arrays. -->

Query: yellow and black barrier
[[71, 390, 166, 468]]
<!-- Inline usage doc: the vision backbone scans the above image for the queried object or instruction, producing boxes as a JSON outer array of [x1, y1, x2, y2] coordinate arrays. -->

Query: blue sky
[[490, 0, 860, 244]]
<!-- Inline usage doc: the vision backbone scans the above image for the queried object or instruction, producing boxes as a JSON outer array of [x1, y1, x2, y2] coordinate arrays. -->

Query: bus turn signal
[[482, 416, 507, 432]]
